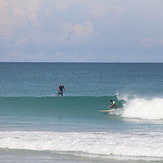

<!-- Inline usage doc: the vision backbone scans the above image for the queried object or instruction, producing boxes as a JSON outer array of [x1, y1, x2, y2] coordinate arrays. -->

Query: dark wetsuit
[[58, 85, 65, 96], [110, 100, 117, 109]]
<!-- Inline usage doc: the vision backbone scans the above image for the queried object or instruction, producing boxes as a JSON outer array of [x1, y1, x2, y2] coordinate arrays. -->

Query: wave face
[[0, 96, 123, 119], [1, 95, 163, 121], [0, 131, 163, 161]]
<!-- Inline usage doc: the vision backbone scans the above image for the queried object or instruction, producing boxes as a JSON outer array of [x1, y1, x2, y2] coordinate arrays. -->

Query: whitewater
[[0, 131, 163, 161], [0, 62, 163, 163], [123, 97, 163, 120]]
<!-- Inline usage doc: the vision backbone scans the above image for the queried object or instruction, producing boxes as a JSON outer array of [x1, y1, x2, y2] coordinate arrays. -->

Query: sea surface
[[0, 62, 163, 163]]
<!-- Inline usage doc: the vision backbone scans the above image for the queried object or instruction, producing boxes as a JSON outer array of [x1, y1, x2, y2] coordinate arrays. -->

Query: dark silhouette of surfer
[[109, 100, 117, 109], [57, 83, 67, 96]]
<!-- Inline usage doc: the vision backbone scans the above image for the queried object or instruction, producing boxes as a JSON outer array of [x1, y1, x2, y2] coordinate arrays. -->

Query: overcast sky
[[0, 0, 163, 62]]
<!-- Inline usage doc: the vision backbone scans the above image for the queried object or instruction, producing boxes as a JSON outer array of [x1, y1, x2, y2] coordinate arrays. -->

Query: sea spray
[[123, 97, 163, 120]]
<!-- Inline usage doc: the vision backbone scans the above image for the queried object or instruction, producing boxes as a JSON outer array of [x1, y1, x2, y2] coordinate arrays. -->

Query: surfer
[[100, 99, 117, 113], [109, 100, 117, 109], [57, 83, 67, 96]]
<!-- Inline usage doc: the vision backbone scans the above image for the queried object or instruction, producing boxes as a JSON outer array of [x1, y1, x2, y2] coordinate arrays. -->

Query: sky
[[0, 0, 163, 62]]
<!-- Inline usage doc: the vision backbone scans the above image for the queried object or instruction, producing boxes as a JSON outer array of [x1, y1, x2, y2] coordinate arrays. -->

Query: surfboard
[[100, 110, 112, 112]]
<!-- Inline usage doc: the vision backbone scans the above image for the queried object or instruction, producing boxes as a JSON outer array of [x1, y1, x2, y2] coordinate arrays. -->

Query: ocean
[[0, 62, 163, 163]]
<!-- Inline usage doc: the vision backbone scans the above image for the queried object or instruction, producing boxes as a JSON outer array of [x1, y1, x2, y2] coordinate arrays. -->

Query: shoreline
[[0, 150, 162, 163]]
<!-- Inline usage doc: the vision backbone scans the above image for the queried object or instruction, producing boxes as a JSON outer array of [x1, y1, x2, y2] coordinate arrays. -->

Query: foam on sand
[[0, 131, 162, 161]]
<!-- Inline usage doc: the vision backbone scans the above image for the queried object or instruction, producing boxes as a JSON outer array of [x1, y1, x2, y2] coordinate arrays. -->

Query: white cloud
[[0, 0, 40, 37], [0, 0, 40, 25], [60, 21, 94, 44], [0, 0, 163, 62]]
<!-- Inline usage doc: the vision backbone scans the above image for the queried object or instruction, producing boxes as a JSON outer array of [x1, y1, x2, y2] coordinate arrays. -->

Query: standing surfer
[[57, 83, 67, 96]]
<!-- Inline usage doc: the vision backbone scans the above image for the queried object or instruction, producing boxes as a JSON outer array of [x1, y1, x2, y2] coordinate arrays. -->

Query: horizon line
[[0, 61, 163, 64]]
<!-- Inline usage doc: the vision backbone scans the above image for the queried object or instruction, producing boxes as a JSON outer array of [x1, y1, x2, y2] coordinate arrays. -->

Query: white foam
[[122, 97, 163, 120], [0, 131, 162, 161]]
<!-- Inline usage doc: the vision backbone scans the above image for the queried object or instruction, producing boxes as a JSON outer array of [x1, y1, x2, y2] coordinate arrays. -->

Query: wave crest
[[123, 97, 163, 120]]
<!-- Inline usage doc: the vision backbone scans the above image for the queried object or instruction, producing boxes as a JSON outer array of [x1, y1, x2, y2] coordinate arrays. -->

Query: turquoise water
[[0, 62, 163, 162], [1, 62, 163, 97]]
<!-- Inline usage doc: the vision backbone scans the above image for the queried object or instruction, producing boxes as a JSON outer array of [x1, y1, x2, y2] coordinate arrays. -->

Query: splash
[[123, 97, 163, 120]]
